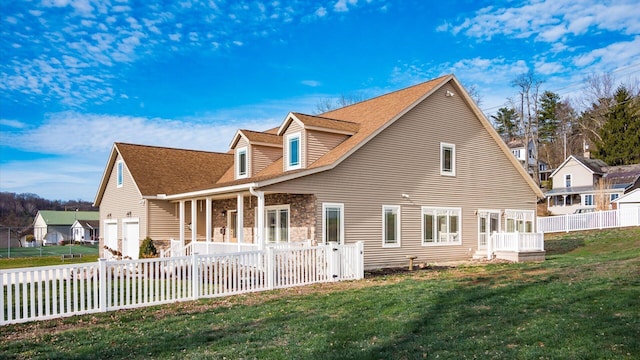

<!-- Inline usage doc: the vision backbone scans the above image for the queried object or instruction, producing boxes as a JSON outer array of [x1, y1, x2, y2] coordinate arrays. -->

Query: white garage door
[[105, 222, 118, 259], [123, 221, 140, 260]]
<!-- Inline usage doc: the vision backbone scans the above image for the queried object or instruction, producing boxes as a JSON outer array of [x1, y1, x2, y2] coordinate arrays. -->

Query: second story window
[[116, 161, 124, 187], [565, 174, 572, 188], [440, 142, 456, 176], [286, 132, 301, 170], [236, 147, 248, 179]]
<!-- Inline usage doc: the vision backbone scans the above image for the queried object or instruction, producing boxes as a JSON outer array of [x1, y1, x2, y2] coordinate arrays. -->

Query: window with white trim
[[116, 160, 124, 188], [422, 207, 461, 245], [504, 209, 534, 233], [382, 205, 400, 247], [265, 205, 289, 243], [286, 132, 302, 170], [322, 203, 344, 244], [565, 174, 572, 188], [440, 143, 456, 176], [584, 194, 594, 206], [236, 147, 248, 179]]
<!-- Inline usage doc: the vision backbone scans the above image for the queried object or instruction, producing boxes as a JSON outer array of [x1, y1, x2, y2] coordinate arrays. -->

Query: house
[[545, 155, 640, 215], [94, 74, 544, 268], [33, 210, 100, 245], [71, 219, 100, 244], [507, 139, 552, 185]]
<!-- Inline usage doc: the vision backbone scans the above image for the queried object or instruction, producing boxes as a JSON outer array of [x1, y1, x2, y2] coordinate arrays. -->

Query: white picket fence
[[537, 207, 640, 233], [486, 232, 544, 259], [0, 242, 364, 325]]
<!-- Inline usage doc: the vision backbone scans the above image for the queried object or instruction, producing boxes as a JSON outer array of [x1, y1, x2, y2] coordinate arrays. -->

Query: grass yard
[[0, 245, 100, 269], [1, 228, 639, 359]]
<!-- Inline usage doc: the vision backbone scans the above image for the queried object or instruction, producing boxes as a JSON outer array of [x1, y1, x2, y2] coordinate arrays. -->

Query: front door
[[478, 210, 500, 249]]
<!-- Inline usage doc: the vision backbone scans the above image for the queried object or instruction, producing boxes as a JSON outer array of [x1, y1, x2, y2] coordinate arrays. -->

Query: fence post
[[487, 232, 494, 259], [327, 243, 339, 281], [565, 214, 569, 233], [191, 252, 199, 300], [267, 247, 274, 290], [98, 258, 107, 312], [356, 241, 364, 280]]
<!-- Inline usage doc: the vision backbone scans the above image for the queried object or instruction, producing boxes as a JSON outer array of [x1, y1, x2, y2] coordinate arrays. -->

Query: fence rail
[[537, 208, 640, 233], [1, 242, 364, 325]]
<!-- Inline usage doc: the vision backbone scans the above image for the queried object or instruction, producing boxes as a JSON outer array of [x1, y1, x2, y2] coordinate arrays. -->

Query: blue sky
[[1, 0, 639, 202]]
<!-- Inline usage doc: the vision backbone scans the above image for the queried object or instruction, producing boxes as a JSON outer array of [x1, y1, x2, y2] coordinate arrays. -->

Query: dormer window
[[236, 147, 248, 179], [286, 132, 301, 171]]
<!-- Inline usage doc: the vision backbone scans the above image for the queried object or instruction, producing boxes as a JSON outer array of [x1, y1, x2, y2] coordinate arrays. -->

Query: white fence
[[1, 242, 364, 325], [537, 208, 640, 233]]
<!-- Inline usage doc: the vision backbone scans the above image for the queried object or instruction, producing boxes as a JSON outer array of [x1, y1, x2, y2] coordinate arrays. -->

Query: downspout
[[249, 186, 265, 250]]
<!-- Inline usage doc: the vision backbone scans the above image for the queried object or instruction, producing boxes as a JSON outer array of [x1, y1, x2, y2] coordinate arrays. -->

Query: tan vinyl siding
[[307, 130, 349, 165], [283, 121, 305, 170], [552, 158, 594, 189], [147, 200, 180, 241], [252, 145, 282, 176], [264, 83, 538, 269], [99, 153, 147, 256]]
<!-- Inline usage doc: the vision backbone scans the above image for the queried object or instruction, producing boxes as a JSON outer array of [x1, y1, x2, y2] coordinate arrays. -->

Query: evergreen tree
[[595, 86, 640, 165], [538, 91, 561, 143], [491, 107, 519, 140]]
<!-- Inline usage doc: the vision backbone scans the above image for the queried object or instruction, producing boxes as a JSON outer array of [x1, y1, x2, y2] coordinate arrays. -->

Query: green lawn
[[0, 245, 100, 269], [1, 228, 639, 359]]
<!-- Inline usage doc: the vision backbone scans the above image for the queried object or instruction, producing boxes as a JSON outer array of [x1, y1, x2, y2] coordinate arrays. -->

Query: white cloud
[[301, 80, 321, 87], [315, 7, 327, 17], [572, 36, 640, 70], [0, 119, 27, 129]]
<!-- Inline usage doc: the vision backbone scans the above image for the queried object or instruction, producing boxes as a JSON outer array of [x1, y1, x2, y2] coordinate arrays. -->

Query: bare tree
[[315, 93, 366, 114], [577, 73, 616, 145], [510, 72, 544, 186]]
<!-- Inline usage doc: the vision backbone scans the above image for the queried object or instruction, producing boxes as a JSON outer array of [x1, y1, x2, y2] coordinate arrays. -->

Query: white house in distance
[[507, 139, 551, 185], [71, 219, 100, 244], [33, 210, 100, 245], [545, 155, 640, 215]]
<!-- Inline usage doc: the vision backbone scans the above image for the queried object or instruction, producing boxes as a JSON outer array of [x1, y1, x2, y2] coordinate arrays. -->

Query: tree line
[[0, 192, 97, 228], [490, 72, 640, 185]]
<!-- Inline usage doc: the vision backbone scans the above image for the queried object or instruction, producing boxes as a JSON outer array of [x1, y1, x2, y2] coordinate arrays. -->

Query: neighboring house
[[611, 188, 640, 210], [507, 139, 551, 185], [71, 220, 100, 244], [94, 74, 544, 268], [33, 210, 100, 245], [545, 155, 640, 215]]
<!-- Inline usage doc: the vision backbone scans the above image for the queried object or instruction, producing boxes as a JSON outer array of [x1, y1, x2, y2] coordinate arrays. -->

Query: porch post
[[179, 200, 185, 248], [256, 191, 265, 250], [191, 200, 197, 244], [237, 194, 244, 246], [205, 197, 212, 243]]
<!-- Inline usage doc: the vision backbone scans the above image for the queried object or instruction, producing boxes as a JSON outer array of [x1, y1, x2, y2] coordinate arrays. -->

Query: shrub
[[25, 235, 35, 243], [139, 237, 158, 258]]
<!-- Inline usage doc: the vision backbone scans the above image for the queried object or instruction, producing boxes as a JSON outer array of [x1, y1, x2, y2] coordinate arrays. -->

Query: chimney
[[583, 139, 590, 159]]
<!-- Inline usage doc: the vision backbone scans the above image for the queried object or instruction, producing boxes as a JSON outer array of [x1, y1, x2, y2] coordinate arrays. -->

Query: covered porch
[[160, 190, 317, 257]]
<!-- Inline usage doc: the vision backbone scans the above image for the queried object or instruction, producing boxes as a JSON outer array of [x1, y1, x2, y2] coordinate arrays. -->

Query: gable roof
[[550, 155, 608, 178], [35, 210, 99, 226], [94, 143, 234, 205], [96, 74, 544, 200], [73, 219, 100, 229], [603, 163, 640, 187], [230, 129, 283, 149]]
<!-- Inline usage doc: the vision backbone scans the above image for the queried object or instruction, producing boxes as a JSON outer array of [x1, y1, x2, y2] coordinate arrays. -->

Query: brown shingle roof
[[289, 113, 360, 133], [240, 129, 282, 146], [115, 143, 234, 196]]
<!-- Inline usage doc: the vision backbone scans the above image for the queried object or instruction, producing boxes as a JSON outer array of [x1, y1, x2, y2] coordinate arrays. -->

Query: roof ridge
[[116, 142, 231, 156], [292, 112, 359, 125], [320, 74, 451, 116]]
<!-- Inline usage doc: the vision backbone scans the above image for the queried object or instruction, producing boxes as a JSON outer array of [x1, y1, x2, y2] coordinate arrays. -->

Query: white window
[[565, 174, 572, 188], [382, 205, 400, 247], [286, 132, 302, 170], [422, 207, 461, 245], [584, 194, 594, 206], [116, 160, 124, 188], [265, 205, 289, 243], [236, 147, 248, 179], [504, 209, 535, 233], [440, 143, 456, 176], [322, 203, 344, 244], [610, 193, 619, 202]]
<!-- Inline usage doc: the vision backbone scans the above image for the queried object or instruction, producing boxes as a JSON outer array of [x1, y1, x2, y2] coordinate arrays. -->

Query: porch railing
[[487, 232, 544, 259], [1, 242, 364, 325]]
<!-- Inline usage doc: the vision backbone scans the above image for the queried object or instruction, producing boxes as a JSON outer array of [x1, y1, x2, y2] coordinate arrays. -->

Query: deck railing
[[537, 208, 640, 233], [1, 242, 364, 325], [487, 232, 544, 259]]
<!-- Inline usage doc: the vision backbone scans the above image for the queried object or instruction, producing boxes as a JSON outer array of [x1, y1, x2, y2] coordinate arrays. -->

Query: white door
[[105, 222, 118, 258], [478, 211, 500, 249], [123, 221, 140, 260]]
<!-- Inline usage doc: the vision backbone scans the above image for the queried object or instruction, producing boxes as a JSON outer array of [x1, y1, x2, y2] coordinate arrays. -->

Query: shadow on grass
[[544, 238, 586, 256]]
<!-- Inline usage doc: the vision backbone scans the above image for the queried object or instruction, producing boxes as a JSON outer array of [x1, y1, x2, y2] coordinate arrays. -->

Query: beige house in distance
[[94, 74, 544, 268]]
